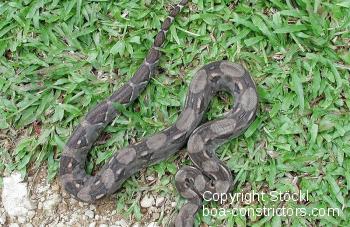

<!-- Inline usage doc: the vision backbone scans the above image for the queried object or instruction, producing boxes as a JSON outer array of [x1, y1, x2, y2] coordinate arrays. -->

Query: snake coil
[[59, 1, 258, 226]]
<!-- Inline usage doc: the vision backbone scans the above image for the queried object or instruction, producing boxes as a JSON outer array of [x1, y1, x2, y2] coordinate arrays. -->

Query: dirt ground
[[0, 165, 180, 227]]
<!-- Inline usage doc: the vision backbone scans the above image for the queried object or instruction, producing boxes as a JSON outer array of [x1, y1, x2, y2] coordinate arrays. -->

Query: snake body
[[59, 0, 258, 226], [173, 61, 258, 226]]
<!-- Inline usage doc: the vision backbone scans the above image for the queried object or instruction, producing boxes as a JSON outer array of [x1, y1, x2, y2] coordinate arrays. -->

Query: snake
[[59, 0, 258, 226]]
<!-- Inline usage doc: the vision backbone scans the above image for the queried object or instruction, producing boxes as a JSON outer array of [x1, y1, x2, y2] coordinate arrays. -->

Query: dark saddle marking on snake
[[59, 1, 258, 226]]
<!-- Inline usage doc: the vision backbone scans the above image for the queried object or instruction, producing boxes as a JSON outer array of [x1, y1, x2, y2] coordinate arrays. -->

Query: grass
[[0, 0, 350, 226]]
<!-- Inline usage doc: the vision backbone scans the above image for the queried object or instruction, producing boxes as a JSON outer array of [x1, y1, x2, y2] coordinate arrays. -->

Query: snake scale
[[59, 0, 258, 226]]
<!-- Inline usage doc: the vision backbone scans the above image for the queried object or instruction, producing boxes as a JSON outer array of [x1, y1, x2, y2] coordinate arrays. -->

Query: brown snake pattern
[[59, 0, 258, 226]]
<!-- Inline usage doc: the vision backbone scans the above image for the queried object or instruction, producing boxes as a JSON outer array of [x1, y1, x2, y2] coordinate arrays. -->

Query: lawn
[[0, 0, 349, 226]]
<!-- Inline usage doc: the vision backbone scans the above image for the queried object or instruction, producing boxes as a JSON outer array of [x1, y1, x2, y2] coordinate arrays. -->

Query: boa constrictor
[[59, 0, 258, 226]]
